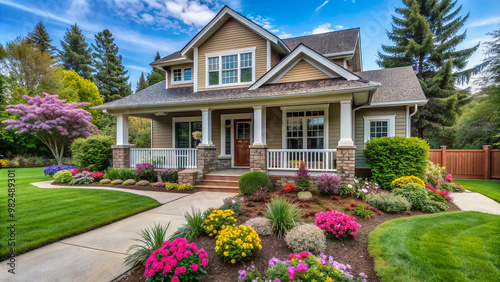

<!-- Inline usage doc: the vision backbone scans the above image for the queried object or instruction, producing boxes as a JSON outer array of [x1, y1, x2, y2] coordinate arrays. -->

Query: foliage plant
[[203, 209, 237, 237], [100, 179, 111, 184], [71, 135, 113, 172], [215, 225, 262, 264], [138, 180, 150, 186], [353, 178, 381, 194], [440, 182, 465, 192], [2, 93, 98, 164], [263, 252, 367, 281], [104, 168, 136, 181], [238, 171, 272, 195], [111, 179, 123, 185], [178, 183, 194, 191], [124, 222, 170, 267], [265, 196, 301, 238], [166, 183, 179, 190], [135, 162, 157, 182], [249, 188, 271, 202], [221, 196, 245, 216], [284, 183, 295, 193], [365, 193, 411, 213], [44, 164, 75, 177], [71, 171, 94, 185], [316, 173, 342, 195], [284, 224, 326, 254], [315, 210, 360, 240], [170, 208, 205, 241], [154, 182, 165, 187], [393, 184, 447, 213], [123, 179, 137, 186], [53, 170, 73, 183], [143, 237, 208, 281], [296, 161, 311, 191], [338, 184, 356, 196], [353, 204, 373, 219], [243, 217, 272, 236], [159, 169, 178, 183], [390, 176, 425, 189], [364, 136, 429, 188]]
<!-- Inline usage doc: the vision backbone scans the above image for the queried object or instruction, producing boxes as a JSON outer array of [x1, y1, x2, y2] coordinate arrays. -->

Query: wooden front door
[[234, 120, 251, 166]]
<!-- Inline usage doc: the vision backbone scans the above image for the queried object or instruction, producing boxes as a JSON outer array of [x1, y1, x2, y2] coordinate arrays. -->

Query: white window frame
[[280, 104, 330, 150], [171, 67, 192, 85], [205, 47, 256, 88], [363, 115, 396, 144], [172, 116, 202, 148], [220, 113, 253, 167]]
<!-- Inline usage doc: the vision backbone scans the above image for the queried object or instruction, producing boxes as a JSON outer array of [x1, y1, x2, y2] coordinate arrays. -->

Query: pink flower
[[287, 266, 295, 280], [171, 276, 180, 282], [183, 251, 193, 258], [296, 262, 308, 272], [202, 259, 208, 268], [240, 197, 245, 201], [174, 266, 186, 275], [190, 263, 199, 272], [189, 243, 198, 252], [446, 174, 453, 182]]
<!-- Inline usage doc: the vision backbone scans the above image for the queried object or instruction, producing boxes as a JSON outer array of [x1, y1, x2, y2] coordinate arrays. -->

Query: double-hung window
[[174, 119, 202, 148], [285, 110, 326, 149], [171, 67, 192, 84], [206, 47, 255, 87], [363, 115, 396, 144]]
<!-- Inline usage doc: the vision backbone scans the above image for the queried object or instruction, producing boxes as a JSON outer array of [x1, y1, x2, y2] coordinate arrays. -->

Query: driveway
[[0, 182, 236, 282]]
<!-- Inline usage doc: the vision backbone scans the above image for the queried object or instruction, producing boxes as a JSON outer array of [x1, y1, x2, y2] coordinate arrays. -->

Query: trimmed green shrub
[[53, 170, 73, 183], [238, 171, 272, 195], [285, 224, 326, 254], [71, 135, 113, 172], [243, 217, 272, 236], [393, 184, 447, 213], [365, 193, 411, 213], [364, 136, 429, 188]]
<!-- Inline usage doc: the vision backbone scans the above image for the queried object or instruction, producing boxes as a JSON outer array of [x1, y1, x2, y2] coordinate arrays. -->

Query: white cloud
[[67, 0, 90, 19], [334, 25, 344, 30], [312, 23, 333, 34], [315, 0, 329, 12], [0, 0, 74, 25], [468, 16, 500, 28], [279, 33, 292, 39], [125, 65, 151, 73]]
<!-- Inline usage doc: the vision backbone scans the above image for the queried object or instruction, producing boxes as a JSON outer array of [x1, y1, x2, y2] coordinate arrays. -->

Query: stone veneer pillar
[[111, 144, 135, 168], [249, 145, 267, 173], [196, 146, 217, 175], [336, 145, 356, 184]]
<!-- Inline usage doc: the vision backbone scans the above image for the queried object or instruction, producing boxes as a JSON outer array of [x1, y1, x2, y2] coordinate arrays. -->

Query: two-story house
[[93, 6, 427, 189]]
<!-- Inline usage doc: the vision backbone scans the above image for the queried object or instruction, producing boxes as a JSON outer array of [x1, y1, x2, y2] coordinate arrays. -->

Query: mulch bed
[[117, 191, 461, 282], [51, 181, 198, 194]]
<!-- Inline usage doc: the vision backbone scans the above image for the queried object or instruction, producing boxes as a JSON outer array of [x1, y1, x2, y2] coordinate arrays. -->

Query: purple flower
[[359, 272, 368, 279], [238, 269, 247, 280], [269, 257, 280, 267], [231, 198, 236, 204]]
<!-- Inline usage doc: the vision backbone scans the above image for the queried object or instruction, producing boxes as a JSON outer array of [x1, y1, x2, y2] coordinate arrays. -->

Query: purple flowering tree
[[2, 93, 98, 164]]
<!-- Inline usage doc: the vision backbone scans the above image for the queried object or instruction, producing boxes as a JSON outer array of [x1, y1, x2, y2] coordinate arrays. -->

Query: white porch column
[[200, 108, 214, 146], [253, 106, 266, 145], [338, 100, 354, 146], [116, 114, 129, 145]]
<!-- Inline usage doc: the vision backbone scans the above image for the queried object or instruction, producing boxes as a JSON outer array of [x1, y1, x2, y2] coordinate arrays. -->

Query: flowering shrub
[[285, 224, 326, 254], [338, 184, 356, 196], [390, 176, 425, 189], [178, 183, 194, 191], [159, 169, 178, 183], [296, 161, 310, 191], [138, 180, 150, 186], [111, 179, 123, 185], [135, 162, 157, 182], [69, 168, 79, 175], [44, 165, 75, 177], [315, 211, 360, 240], [221, 197, 245, 215], [90, 171, 104, 180], [203, 209, 237, 237], [353, 178, 380, 197], [243, 217, 272, 236], [426, 185, 453, 201], [53, 170, 73, 183], [166, 183, 179, 190], [154, 182, 165, 187], [263, 252, 367, 281], [238, 265, 262, 281], [71, 171, 94, 185], [144, 238, 208, 282], [316, 173, 342, 195], [0, 159, 7, 167], [215, 225, 262, 264], [284, 183, 295, 193], [123, 179, 137, 185], [423, 160, 447, 186]]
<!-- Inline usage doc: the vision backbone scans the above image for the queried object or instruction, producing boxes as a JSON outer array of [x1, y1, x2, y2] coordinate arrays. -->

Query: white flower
[[348, 184, 353, 188], [361, 189, 368, 193], [354, 179, 359, 183]]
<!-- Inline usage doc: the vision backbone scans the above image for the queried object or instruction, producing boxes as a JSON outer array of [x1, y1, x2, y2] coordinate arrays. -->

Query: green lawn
[[0, 167, 160, 260], [455, 179, 500, 202], [369, 211, 500, 281]]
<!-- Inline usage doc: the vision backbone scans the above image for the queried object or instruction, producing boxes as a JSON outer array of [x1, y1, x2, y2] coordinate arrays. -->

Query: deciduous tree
[[136, 72, 148, 92]]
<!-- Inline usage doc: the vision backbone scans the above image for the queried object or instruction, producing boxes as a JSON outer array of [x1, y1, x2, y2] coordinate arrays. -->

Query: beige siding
[[277, 59, 330, 83], [354, 106, 407, 167], [266, 107, 282, 149], [271, 48, 280, 67], [167, 63, 194, 88], [329, 103, 341, 148], [197, 18, 267, 91], [331, 58, 344, 67], [151, 111, 201, 148]]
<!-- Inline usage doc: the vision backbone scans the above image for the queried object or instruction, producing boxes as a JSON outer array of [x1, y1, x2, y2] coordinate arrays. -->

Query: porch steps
[[195, 174, 240, 192]]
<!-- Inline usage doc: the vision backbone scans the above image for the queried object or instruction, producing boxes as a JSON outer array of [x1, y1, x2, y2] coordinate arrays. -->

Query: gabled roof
[[249, 44, 362, 90], [180, 6, 289, 57], [282, 28, 360, 57]]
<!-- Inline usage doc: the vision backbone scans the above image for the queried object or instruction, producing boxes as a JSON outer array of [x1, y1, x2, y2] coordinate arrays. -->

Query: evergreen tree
[[60, 24, 93, 81], [147, 51, 166, 85], [136, 72, 148, 92], [481, 26, 500, 85], [27, 21, 57, 55], [92, 29, 132, 102]]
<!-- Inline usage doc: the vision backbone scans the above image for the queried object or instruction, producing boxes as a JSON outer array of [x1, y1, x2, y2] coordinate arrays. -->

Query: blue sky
[[0, 0, 498, 91]]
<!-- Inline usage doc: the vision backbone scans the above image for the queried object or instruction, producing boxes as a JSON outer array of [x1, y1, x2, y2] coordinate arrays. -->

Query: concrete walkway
[[0, 182, 236, 282], [452, 191, 500, 215]]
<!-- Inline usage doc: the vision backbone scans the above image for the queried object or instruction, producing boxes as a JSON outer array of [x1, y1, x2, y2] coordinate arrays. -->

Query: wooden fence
[[429, 145, 500, 179]]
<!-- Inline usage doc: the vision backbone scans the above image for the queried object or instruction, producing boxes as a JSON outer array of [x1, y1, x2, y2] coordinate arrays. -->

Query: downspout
[[407, 104, 418, 137], [351, 90, 375, 142]]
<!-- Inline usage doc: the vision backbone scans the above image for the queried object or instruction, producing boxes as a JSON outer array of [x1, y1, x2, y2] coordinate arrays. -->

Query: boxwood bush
[[365, 193, 411, 213], [364, 136, 429, 189], [71, 135, 114, 172], [238, 171, 272, 195]]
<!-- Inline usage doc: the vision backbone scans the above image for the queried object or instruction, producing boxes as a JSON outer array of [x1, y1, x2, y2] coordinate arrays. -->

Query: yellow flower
[[224, 251, 229, 257], [242, 252, 246, 257], [231, 259, 235, 264]]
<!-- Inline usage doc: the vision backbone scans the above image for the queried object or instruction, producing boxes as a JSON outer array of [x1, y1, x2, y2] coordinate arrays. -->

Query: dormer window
[[171, 67, 192, 85], [205, 47, 256, 88]]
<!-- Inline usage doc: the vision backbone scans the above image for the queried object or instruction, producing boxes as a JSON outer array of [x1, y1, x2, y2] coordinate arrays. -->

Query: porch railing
[[130, 148, 197, 169], [267, 149, 337, 171]]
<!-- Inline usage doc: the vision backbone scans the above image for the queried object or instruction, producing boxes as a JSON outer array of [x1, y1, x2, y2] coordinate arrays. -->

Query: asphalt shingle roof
[[282, 28, 359, 55]]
